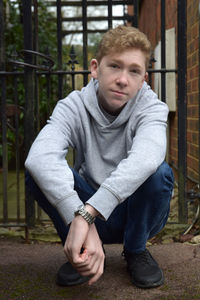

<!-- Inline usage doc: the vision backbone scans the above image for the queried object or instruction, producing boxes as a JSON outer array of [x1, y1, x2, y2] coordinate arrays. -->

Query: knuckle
[[72, 257, 78, 264], [90, 270, 96, 276]]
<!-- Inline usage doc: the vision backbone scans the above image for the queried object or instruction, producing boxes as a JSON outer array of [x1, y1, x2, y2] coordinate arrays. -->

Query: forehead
[[102, 48, 146, 68]]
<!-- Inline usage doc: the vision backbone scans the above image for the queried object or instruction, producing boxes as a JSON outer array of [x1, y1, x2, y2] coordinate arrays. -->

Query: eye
[[110, 63, 119, 69], [131, 69, 139, 74]]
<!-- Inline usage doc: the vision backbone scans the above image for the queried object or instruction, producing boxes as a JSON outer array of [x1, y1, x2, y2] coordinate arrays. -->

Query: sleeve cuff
[[55, 193, 83, 225], [86, 186, 120, 220]]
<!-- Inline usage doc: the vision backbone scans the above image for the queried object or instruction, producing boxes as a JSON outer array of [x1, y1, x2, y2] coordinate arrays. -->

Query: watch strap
[[75, 205, 96, 225]]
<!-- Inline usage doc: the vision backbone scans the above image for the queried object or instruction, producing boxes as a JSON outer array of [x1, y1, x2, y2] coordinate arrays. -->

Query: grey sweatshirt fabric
[[25, 79, 169, 225]]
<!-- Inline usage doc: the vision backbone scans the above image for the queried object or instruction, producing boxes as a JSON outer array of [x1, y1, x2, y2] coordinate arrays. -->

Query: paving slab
[[0, 238, 200, 300]]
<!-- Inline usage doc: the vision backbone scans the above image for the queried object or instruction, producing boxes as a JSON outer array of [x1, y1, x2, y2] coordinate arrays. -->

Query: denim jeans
[[25, 161, 174, 254]]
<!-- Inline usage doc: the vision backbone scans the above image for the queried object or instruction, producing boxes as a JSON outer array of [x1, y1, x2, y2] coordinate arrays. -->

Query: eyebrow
[[109, 58, 143, 70]]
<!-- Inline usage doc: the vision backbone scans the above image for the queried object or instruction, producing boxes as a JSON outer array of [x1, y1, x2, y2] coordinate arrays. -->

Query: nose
[[116, 70, 128, 87]]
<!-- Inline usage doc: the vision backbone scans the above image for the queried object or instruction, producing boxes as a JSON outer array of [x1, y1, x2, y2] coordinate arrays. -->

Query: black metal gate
[[0, 0, 188, 231]]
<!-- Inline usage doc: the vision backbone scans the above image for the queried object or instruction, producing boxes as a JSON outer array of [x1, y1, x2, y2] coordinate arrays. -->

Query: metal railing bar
[[177, 0, 187, 223], [0, 69, 177, 77], [82, 0, 88, 86], [23, 0, 36, 227], [13, 71, 21, 221], [62, 29, 109, 35], [56, 0, 63, 99], [161, 0, 166, 102], [0, 0, 8, 223], [61, 16, 132, 22], [7, 60, 53, 71], [108, 0, 113, 29], [132, 0, 138, 27], [47, 1, 135, 6], [198, 0, 200, 196]]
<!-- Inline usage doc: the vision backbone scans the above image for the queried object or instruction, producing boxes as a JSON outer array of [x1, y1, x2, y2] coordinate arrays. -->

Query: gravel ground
[[0, 237, 200, 300]]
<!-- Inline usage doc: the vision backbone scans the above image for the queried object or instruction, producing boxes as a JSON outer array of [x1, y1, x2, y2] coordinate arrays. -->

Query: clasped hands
[[64, 206, 105, 285]]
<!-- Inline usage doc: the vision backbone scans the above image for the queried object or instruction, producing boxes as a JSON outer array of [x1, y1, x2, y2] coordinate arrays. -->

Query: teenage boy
[[25, 25, 174, 289]]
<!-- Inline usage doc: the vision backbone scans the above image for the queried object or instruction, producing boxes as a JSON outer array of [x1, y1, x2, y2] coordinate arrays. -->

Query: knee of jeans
[[147, 162, 174, 198]]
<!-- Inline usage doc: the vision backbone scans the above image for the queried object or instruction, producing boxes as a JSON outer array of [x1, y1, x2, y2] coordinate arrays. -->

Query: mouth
[[111, 90, 127, 97]]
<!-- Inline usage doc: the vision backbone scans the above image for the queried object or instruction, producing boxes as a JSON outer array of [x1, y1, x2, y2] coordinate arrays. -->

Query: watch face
[[75, 205, 84, 216], [75, 205, 83, 213]]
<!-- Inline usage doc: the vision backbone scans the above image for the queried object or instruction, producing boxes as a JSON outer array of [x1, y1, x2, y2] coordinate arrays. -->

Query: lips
[[111, 90, 127, 97]]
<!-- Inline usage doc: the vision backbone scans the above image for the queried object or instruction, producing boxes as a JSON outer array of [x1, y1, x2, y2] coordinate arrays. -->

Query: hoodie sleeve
[[25, 95, 83, 225], [87, 90, 169, 220]]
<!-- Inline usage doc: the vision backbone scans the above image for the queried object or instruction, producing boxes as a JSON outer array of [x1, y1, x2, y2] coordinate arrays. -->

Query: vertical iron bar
[[82, 0, 88, 86], [72, 74, 75, 91], [33, 0, 39, 132], [123, 4, 126, 25], [198, 1, 200, 192], [57, 0, 63, 99], [33, 0, 41, 222], [130, 0, 139, 27], [45, 48, 51, 117], [133, 0, 138, 28], [177, 0, 187, 223], [0, 0, 8, 222], [46, 73, 51, 117], [107, 0, 112, 29], [68, 45, 78, 165], [161, 0, 166, 102], [13, 68, 20, 221], [23, 0, 36, 227]]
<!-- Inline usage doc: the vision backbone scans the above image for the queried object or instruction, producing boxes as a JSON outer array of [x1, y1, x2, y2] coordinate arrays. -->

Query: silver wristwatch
[[74, 205, 96, 225]]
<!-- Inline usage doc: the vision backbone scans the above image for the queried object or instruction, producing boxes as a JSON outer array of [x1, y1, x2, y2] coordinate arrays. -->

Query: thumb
[[80, 248, 90, 261]]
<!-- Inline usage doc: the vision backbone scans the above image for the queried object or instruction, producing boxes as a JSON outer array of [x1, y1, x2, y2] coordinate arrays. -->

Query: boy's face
[[90, 48, 148, 115]]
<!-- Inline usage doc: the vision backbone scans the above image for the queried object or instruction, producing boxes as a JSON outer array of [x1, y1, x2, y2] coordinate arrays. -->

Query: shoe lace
[[122, 249, 152, 266], [134, 249, 152, 264]]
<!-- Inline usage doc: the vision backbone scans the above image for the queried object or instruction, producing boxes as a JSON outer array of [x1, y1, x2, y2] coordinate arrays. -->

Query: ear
[[144, 72, 148, 82], [139, 72, 148, 89], [90, 59, 99, 79]]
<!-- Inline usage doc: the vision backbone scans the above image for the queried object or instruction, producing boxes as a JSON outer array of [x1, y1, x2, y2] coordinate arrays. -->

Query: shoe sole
[[131, 271, 164, 289], [56, 275, 89, 287]]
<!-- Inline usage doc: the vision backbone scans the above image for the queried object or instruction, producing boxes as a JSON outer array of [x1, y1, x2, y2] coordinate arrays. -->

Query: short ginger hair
[[96, 25, 152, 69]]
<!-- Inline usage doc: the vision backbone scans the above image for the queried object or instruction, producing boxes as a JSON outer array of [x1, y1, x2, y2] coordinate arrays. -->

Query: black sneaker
[[123, 248, 164, 288], [56, 245, 106, 286], [56, 261, 89, 286]]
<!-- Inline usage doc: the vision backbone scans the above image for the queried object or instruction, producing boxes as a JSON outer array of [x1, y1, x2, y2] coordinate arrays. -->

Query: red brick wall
[[187, 0, 199, 182], [131, 0, 199, 183], [137, 0, 161, 49], [137, 0, 177, 47]]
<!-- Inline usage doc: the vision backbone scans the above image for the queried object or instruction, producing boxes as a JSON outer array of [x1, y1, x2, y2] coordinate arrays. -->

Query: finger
[[78, 253, 103, 278], [75, 256, 92, 273], [71, 252, 91, 270], [80, 249, 89, 261], [65, 247, 88, 266], [88, 261, 104, 285]]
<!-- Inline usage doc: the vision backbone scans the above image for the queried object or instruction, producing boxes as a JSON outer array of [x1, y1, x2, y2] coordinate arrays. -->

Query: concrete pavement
[[0, 238, 200, 300]]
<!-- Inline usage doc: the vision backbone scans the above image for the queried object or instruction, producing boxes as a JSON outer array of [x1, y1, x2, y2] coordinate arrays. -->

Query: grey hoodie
[[25, 79, 168, 225]]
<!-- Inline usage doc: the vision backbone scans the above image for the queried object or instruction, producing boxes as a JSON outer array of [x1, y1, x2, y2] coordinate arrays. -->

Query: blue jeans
[[25, 161, 174, 254]]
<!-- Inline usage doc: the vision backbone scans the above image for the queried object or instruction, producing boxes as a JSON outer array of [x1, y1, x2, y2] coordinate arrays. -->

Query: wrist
[[84, 204, 99, 218], [74, 214, 90, 227], [74, 204, 96, 225]]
